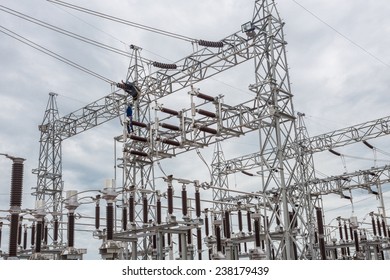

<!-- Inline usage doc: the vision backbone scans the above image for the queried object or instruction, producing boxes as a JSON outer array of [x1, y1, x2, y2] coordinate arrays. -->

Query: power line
[[0, 5, 149, 65], [47, 0, 196, 43], [0, 25, 114, 84], [291, 0, 390, 69]]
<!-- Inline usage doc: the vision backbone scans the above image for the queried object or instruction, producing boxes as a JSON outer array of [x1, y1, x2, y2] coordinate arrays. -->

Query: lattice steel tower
[[32, 92, 63, 244]]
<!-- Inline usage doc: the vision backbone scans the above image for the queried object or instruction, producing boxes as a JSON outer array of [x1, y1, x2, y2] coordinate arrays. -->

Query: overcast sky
[[0, 0, 389, 260]]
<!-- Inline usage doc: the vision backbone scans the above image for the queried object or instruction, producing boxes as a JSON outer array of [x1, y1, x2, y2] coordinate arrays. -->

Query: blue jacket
[[126, 106, 133, 117]]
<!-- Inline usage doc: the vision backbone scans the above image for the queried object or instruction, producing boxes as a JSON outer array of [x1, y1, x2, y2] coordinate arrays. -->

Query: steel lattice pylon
[[30, 0, 390, 260], [32, 92, 63, 246]]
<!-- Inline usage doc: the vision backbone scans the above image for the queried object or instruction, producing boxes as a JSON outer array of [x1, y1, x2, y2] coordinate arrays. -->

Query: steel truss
[[29, 0, 390, 261]]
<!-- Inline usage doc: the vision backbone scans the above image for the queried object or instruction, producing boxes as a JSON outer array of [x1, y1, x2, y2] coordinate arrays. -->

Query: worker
[[117, 80, 139, 100], [126, 103, 134, 133]]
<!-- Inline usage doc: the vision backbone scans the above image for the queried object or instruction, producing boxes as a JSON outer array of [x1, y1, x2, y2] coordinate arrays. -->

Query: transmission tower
[[32, 92, 63, 247]]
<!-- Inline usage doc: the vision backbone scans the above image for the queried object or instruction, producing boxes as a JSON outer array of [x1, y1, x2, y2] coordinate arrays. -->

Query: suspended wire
[[0, 25, 114, 84], [324, 194, 372, 213], [342, 154, 390, 163], [291, 0, 390, 69], [43, 1, 248, 97], [49, 0, 128, 46], [196, 148, 213, 185], [0, 5, 151, 65], [157, 161, 167, 177], [47, 0, 196, 43], [47, 1, 175, 67]]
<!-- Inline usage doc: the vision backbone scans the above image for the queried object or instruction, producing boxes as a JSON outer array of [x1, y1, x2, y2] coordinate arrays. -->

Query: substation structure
[[0, 0, 389, 260]]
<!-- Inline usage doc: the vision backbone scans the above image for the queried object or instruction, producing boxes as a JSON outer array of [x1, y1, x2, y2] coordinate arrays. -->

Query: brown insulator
[[353, 230, 359, 252], [130, 135, 148, 142], [157, 198, 162, 225], [161, 138, 181, 147], [44, 224, 48, 245], [215, 225, 222, 252], [152, 234, 157, 249], [371, 216, 377, 236], [129, 195, 134, 223], [130, 150, 148, 157], [377, 217, 382, 237], [160, 107, 179, 116], [205, 213, 209, 236], [316, 207, 326, 260], [41, 220, 45, 242], [241, 170, 254, 176], [18, 219, 22, 245], [160, 123, 180, 131], [122, 207, 127, 231], [350, 225, 354, 240], [162, 234, 165, 249], [363, 140, 374, 149], [182, 187, 188, 216], [35, 221, 42, 253], [23, 227, 27, 250], [225, 211, 231, 239], [167, 233, 171, 246], [132, 120, 148, 128], [382, 219, 388, 237], [152, 61, 178, 69], [247, 211, 252, 232], [178, 234, 182, 257], [222, 213, 227, 238], [199, 126, 217, 135], [167, 185, 173, 215], [10, 159, 24, 208], [238, 209, 243, 232], [195, 190, 201, 218], [8, 214, 19, 257], [198, 39, 224, 48], [187, 228, 192, 245], [344, 223, 349, 240], [68, 212, 75, 247], [197, 228, 202, 260], [95, 204, 100, 229], [106, 203, 114, 241], [338, 220, 344, 240], [254, 218, 261, 247], [31, 223, 35, 246], [196, 92, 215, 102], [0, 222, 3, 248], [196, 109, 216, 118], [329, 149, 341, 156], [143, 195, 148, 224], [53, 218, 59, 242]]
